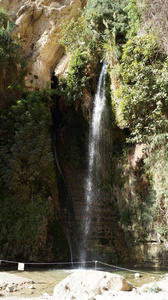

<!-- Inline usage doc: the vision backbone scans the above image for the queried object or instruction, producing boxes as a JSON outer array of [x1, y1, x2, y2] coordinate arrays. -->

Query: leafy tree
[[118, 34, 168, 143]]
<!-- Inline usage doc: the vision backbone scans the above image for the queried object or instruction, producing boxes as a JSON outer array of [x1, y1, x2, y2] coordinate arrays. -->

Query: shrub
[[59, 49, 90, 103], [0, 7, 25, 109], [0, 88, 55, 199], [118, 34, 168, 143]]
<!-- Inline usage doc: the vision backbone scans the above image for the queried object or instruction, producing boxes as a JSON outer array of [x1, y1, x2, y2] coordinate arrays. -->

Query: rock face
[[53, 270, 133, 299], [1, 0, 86, 88]]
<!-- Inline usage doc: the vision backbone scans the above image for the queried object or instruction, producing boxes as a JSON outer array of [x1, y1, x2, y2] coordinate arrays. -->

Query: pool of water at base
[[1, 265, 168, 297]]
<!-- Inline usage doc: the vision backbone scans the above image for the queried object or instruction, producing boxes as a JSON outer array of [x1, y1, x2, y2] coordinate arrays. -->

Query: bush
[[59, 0, 130, 57], [144, 133, 168, 241], [59, 49, 91, 103], [0, 87, 55, 199], [0, 7, 25, 109], [0, 194, 49, 252], [85, 0, 129, 45], [118, 34, 168, 143]]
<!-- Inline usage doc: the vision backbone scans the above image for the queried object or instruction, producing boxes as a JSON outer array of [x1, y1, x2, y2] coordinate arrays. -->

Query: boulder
[[53, 270, 133, 300]]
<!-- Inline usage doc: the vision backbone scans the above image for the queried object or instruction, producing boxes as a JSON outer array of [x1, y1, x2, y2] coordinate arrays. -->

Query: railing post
[[95, 260, 97, 270]]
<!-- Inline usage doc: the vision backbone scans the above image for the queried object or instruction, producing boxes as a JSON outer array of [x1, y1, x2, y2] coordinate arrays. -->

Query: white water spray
[[81, 61, 108, 261]]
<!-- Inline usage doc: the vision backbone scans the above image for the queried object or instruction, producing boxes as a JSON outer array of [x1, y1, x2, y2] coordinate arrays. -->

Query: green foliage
[[112, 134, 168, 243], [118, 34, 168, 143], [59, 12, 102, 55], [0, 87, 55, 199], [59, 0, 129, 55], [0, 194, 49, 251], [100, 20, 119, 65], [58, 16, 89, 53], [85, 0, 129, 45], [0, 7, 10, 28], [144, 133, 168, 241], [58, 1, 132, 105], [114, 149, 156, 241], [60, 49, 90, 103], [124, 0, 142, 38], [0, 7, 25, 109]]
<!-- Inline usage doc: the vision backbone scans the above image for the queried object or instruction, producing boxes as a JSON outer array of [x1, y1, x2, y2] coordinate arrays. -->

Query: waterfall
[[81, 61, 108, 262]]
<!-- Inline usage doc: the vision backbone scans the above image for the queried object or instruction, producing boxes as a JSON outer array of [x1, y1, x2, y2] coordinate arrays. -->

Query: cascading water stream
[[81, 61, 108, 262]]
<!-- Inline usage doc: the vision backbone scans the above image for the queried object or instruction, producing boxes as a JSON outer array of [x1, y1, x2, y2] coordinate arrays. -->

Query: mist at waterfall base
[[80, 61, 108, 262]]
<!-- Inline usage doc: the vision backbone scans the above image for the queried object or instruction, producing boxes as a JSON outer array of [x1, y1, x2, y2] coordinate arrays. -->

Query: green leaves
[[124, 0, 143, 38], [0, 7, 12, 28], [59, 49, 90, 103], [0, 193, 50, 254], [0, 8, 25, 109], [118, 34, 168, 143], [58, 16, 88, 52], [0, 88, 55, 198], [85, 0, 129, 43], [58, 1, 133, 106], [59, 0, 130, 58], [144, 133, 168, 241]]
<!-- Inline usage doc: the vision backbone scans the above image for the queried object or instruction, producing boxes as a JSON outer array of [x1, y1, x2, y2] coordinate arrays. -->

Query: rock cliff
[[1, 0, 86, 88], [2, 0, 168, 268]]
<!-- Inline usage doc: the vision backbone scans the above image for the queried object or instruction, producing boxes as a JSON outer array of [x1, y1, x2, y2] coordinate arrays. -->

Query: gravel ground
[[0, 271, 168, 300]]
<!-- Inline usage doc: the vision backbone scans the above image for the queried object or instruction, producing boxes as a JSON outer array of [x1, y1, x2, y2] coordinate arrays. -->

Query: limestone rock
[[54, 53, 72, 78], [5, 285, 16, 292], [29, 285, 35, 289], [135, 273, 142, 278], [0, 283, 7, 289], [140, 282, 161, 293], [1, 0, 87, 88], [53, 270, 133, 299]]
